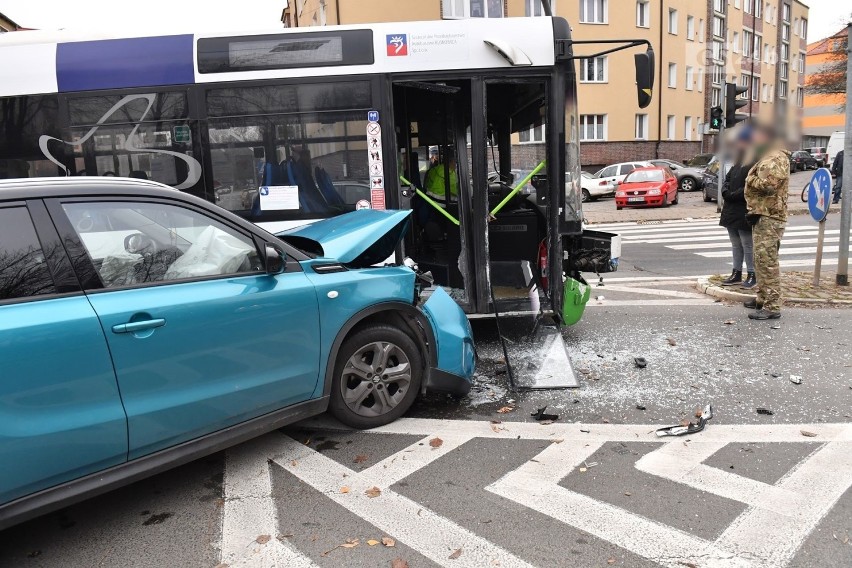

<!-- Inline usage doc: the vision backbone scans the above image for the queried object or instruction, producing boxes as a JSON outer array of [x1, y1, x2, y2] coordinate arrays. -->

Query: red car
[[615, 166, 679, 210]]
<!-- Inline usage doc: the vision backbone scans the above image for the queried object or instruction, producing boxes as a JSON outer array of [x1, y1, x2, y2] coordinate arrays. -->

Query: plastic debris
[[655, 404, 714, 437], [636, 404, 647, 411], [756, 408, 774, 416], [531, 406, 559, 421], [790, 375, 802, 385], [634, 357, 647, 369]]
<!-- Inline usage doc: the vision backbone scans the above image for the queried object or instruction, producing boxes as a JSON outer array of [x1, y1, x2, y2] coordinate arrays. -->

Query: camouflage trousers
[[753, 216, 786, 312]]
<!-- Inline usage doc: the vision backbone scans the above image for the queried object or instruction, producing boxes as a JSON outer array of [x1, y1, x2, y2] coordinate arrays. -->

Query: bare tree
[[806, 24, 850, 112]]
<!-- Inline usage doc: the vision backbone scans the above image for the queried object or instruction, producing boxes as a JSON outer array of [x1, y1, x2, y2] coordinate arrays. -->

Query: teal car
[[0, 177, 474, 529]]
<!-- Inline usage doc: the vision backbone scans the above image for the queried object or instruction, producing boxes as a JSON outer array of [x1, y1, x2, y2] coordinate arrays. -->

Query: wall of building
[[803, 29, 846, 146]]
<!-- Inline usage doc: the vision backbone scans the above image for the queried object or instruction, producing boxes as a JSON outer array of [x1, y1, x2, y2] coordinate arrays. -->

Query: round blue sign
[[807, 168, 833, 222]]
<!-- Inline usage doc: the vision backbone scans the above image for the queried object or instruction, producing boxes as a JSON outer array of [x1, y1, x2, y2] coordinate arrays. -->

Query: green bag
[[561, 277, 591, 326]]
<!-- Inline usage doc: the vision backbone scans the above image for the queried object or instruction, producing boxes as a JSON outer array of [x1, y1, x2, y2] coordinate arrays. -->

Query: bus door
[[392, 80, 477, 313]]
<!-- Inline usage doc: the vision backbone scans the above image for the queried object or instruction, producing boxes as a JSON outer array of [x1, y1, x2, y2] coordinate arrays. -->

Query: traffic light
[[724, 82, 749, 128], [710, 106, 723, 131]]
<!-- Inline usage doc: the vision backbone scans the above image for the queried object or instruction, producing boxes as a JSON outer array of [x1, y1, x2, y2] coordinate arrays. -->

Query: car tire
[[582, 189, 592, 202], [672, 190, 679, 205], [662, 194, 670, 207], [616, 206, 623, 211], [679, 177, 696, 192], [329, 324, 423, 429], [703, 192, 712, 203]]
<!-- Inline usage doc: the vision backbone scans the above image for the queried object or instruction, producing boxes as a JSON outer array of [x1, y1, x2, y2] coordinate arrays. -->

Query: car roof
[[0, 176, 179, 201]]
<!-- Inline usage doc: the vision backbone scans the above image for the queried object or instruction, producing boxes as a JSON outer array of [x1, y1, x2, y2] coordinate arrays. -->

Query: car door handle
[[112, 319, 166, 334]]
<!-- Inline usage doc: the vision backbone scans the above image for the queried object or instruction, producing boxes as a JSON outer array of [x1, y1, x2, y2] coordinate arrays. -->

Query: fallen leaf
[[497, 406, 514, 413], [800, 430, 818, 437], [694, 407, 703, 418], [624, 492, 632, 496], [382, 537, 396, 547], [391, 558, 410, 568], [608, 557, 617, 564], [666, 337, 677, 346], [341, 538, 359, 549], [353, 454, 369, 464], [579, 467, 588, 472], [365, 486, 382, 498], [290, 460, 298, 467], [448, 548, 463, 559], [429, 437, 444, 448], [367, 539, 380, 546], [723, 320, 736, 325], [490, 423, 504, 433], [340, 486, 350, 494], [255, 535, 271, 545]]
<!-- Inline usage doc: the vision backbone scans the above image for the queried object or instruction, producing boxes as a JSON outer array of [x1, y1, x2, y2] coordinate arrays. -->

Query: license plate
[[628, 197, 645, 202]]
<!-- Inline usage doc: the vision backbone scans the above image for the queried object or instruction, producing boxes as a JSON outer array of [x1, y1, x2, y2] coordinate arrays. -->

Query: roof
[[807, 28, 848, 56], [0, 176, 179, 201]]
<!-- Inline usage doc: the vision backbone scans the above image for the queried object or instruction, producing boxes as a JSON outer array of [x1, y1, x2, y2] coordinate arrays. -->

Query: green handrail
[[489, 160, 547, 218], [399, 175, 460, 226]]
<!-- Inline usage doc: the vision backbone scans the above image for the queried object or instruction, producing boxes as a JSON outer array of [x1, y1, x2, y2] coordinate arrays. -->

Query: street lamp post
[[837, 23, 852, 286]]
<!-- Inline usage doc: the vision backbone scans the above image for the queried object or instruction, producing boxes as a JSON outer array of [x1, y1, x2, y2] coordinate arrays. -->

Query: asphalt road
[[1, 205, 850, 568]]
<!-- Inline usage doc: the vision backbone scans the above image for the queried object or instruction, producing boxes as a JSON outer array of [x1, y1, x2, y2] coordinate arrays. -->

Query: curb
[[695, 278, 852, 306]]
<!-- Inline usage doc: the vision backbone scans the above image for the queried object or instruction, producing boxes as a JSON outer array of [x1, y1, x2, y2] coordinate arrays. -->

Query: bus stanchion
[[489, 160, 547, 219], [399, 175, 460, 226]]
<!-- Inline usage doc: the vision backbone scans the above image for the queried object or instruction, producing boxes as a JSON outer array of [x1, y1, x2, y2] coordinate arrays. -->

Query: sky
[[1, 0, 849, 42]]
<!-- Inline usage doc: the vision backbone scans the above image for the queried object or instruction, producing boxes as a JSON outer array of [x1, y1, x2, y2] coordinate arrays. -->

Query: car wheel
[[616, 206, 623, 211], [582, 189, 592, 202], [672, 190, 679, 205], [679, 177, 696, 192], [329, 324, 423, 429], [662, 194, 670, 207]]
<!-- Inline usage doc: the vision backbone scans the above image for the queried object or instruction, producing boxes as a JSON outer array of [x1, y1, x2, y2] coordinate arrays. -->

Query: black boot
[[721, 270, 743, 286], [741, 272, 756, 289], [749, 309, 781, 320], [744, 298, 763, 309]]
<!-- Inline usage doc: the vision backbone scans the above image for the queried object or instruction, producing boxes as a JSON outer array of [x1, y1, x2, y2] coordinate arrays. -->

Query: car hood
[[276, 209, 411, 267], [620, 181, 665, 191]]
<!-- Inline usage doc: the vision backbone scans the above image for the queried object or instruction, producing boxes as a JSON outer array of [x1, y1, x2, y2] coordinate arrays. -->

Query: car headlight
[[647, 189, 661, 195], [616, 191, 626, 197]]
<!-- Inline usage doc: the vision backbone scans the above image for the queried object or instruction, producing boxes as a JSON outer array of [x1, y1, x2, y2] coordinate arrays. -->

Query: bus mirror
[[634, 46, 655, 109]]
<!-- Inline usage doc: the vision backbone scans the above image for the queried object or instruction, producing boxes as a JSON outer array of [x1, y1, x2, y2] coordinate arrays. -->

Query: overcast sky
[[1, 0, 848, 41]]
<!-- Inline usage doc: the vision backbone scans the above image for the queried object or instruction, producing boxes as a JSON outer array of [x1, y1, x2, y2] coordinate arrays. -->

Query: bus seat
[[287, 160, 329, 214], [315, 167, 345, 207], [129, 170, 148, 180]]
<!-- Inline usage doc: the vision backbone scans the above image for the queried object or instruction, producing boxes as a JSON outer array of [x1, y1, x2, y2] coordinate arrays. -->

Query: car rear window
[[0, 207, 57, 301]]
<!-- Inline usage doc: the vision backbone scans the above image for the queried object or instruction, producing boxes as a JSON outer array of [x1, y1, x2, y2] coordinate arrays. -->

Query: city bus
[[0, 17, 652, 322]]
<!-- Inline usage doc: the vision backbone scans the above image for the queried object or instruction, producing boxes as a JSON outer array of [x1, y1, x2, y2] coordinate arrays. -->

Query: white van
[[827, 131, 845, 168]]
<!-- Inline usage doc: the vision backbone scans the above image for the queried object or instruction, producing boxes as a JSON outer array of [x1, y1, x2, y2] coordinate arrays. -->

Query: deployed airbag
[[165, 226, 252, 279]]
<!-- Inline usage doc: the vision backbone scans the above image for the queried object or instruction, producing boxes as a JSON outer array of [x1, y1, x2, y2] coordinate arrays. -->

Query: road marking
[[700, 245, 840, 258], [586, 299, 719, 306], [622, 227, 840, 242], [599, 285, 710, 298], [221, 420, 852, 567], [598, 275, 713, 283], [669, 236, 841, 250]]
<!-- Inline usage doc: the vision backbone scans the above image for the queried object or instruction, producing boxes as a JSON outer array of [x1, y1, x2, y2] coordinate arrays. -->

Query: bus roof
[[0, 17, 560, 98]]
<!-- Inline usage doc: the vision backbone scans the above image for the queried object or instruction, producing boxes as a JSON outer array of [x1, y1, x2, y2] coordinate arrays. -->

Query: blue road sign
[[367, 110, 380, 123], [807, 168, 833, 222]]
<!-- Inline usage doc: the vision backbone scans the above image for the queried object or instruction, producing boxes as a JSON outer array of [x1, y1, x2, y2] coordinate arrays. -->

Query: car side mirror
[[616, 180, 622, 185], [265, 243, 286, 275]]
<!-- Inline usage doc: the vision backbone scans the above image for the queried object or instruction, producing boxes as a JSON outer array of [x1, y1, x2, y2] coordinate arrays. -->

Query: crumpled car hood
[[277, 209, 411, 267]]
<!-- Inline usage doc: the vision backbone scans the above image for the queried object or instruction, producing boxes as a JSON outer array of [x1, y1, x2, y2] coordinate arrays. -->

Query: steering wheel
[[124, 233, 159, 255]]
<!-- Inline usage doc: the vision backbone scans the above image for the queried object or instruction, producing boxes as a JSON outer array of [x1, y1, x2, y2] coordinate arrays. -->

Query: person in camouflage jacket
[[743, 127, 790, 320]]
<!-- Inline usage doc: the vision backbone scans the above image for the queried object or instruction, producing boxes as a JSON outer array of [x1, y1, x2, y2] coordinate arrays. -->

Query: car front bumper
[[616, 196, 667, 207], [420, 287, 475, 395]]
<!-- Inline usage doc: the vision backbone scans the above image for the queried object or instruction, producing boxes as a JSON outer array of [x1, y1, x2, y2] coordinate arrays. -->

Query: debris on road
[[382, 537, 396, 547], [800, 430, 818, 437], [531, 406, 559, 421], [429, 437, 444, 448], [724, 319, 736, 325], [790, 375, 803, 385], [365, 486, 382, 498], [391, 558, 410, 568], [497, 406, 515, 413], [448, 547, 463, 559], [634, 357, 647, 369], [666, 337, 677, 346], [255, 535, 271, 545], [756, 408, 774, 416], [655, 404, 714, 437], [353, 454, 369, 464], [367, 539, 380, 546], [340, 486, 350, 494]]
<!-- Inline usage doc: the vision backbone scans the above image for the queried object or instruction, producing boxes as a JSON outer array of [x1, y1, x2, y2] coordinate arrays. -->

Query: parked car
[[332, 180, 371, 205], [580, 170, 615, 201], [702, 160, 734, 202], [649, 159, 706, 192], [615, 166, 679, 210], [0, 177, 475, 530], [790, 150, 819, 172], [827, 131, 845, 168], [594, 161, 653, 191], [685, 153, 716, 168], [804, 146, 828, 167]]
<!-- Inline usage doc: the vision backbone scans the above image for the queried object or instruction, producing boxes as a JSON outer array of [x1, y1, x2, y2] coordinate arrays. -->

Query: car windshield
[[581, 172, 593, 179], [624, 170, 664, 183]]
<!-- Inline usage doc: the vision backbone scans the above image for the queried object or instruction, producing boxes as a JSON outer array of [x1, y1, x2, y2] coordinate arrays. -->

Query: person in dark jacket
[[719, 128, 757, 288], [832, 149, 843, 204]]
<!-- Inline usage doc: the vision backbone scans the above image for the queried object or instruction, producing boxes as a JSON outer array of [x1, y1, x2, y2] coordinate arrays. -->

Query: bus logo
[[387, 35, 408, 56]]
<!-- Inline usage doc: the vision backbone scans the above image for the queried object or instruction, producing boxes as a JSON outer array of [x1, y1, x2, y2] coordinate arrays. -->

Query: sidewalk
[[697, 271, 852, 305]]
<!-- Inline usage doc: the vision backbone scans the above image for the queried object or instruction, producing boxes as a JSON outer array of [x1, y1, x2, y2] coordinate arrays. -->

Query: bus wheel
[[329, 325, 422, 429]]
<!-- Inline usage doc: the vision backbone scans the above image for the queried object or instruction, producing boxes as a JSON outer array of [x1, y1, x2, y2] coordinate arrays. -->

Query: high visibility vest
[[424, 165, 459, 199]]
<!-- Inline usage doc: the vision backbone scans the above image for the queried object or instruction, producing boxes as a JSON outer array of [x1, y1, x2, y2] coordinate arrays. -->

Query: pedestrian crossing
[[589, 219, 846, 268]]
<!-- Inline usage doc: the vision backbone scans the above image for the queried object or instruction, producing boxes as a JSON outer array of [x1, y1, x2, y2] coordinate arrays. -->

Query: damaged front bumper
[[420, 287, 475, 396]]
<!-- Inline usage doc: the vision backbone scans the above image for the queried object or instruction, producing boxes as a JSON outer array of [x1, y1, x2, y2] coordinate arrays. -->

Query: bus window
[[0, 95, 64, 179]]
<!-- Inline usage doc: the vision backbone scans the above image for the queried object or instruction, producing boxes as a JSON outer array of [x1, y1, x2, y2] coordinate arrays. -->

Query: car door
[[0, 202, 127, 504], [618, 164, 638, 183], [598, 165, 618, 188], [49, 198, 322, 459]]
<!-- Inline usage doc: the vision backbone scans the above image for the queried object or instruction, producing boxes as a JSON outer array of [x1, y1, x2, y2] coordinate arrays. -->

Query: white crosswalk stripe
[[599, 220, 847, 268]]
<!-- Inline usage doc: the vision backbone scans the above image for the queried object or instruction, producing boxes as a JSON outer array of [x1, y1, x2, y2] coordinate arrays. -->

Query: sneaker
[[748, 309, 781, 320], [721, 270, 743, 286], [743, 298, 763, 309], [741, 272, 757, 289]]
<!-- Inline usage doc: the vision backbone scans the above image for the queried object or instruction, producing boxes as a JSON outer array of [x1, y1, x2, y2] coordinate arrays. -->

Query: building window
[[752, 76, 760, 101], [699, 19, 705, 43], [742, 30, 752, 58], [712, 86, 722, 107], [782, 2, 790, 22], [685, 66, 694, 90], [800, 18, 808, 39], [753, 34, 761, 60], [526, 0, 556, 17], [667, 115, 676, 140], [579, 114, 606, 140], [735, 0, 741, 8], [668, 63, 677, 88], [754, 0, 762, 18], [713, 40, 724, 62], [636, 1, 650, 28], [668, 9, 678, 34], [698, 69, 704, 92], [519, 124, 545, 143], [732, 31, 740, 53], [780, 61, 789, 79], [764, 43, 771, 64], [580, 0, 607, 23], [744, 0, 753, 14], [713, 16, 724, 38], [686, 16, 695, 40], [778, 80, 787, 99], [443, 0, 505, 18], [761, 83, 768, 102], [766, 2, 772, 22], [712, 64, 724, 86], [635, 114, 648, 140], [781, 42, 789, 61], [798, 53, 805, 73], [580, 56, 608, 82], [713, 0, 725, 14], [684, 116, 693, 141], [796, 87, 804, 107]]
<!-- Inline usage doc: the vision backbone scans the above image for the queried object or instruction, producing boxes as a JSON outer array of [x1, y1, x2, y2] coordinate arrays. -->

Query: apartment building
[[281, 0, 808, 167], [802, 28, 846, 148]]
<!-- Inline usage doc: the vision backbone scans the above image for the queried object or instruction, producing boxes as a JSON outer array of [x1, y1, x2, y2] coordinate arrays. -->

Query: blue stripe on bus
[[56, 35, 194, 92]]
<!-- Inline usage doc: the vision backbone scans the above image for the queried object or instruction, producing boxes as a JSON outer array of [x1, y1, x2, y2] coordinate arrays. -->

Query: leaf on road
[[367, 539, 380, 546], [382, 537, 396, 547], [429, 437, 444, 448], [340, 486, 350, 494], [800, 430, 818, 437], [448, 548, 463, 559], [666, 337, 677, 346], [354, 454, 369, 464], [497, 406, 514, 413], [365, 486, 382, 498], [723, 319, 736, 325], [341, 538, 359, 549], [391, 558, 410, 568], [607, 558, 617, 565], [255, 535, 271, 545]]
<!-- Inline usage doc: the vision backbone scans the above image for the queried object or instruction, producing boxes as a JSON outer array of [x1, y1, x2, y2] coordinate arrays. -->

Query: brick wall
[[509, 141, 704, 173]]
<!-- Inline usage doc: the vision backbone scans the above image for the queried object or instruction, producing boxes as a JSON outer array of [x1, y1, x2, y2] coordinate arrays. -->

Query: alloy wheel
[[340, 341, 412, 418]]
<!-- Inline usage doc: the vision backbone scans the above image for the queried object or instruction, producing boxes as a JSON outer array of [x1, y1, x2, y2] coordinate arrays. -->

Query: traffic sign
[[367, 110, 379, 122], [807, 168, 833, 222]]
